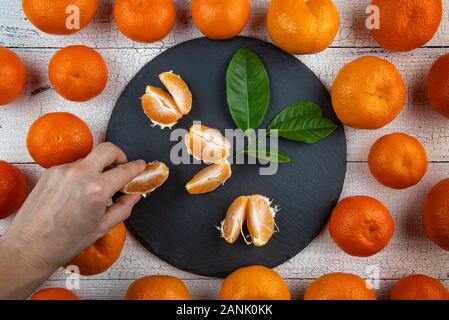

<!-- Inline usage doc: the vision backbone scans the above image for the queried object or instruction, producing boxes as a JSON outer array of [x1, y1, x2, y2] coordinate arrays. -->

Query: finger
[[100, 194, 141, 232], [81, 142, 128, 172], [101, 159, 146, 195]]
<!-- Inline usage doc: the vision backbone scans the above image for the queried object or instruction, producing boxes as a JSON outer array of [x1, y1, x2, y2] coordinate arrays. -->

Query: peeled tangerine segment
[[246, 195, 277, 247], [122, 162, 169, 196], [186, 161, 232, 195], [142, 86, 182, 128], [159, 71, 192, 115], [220, 196, 248, 244], [186, 124, 231, 164]]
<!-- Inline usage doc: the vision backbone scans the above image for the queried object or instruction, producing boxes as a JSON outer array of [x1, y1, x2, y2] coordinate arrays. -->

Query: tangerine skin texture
[[0, 47, 27, 105], [125, 276, 192, 300], [27, 112, 93, 169], [368, 133, 428, 189], [331, 56, 406, 129], [304, 273, 377, 300], [423, 178, 449, 251], [267, 0, 340, 54], [31, 288, 79, 300], [22, 0, 99, 35], [427, 53, 449, 119], [67, 222, 126, 276], [49, 45, 108, 102], [391, 275, 449, 300], [114, 0, 176, 43], [0, 161, 28, 219], [329, 196, 394, 257], [370, 0, 442, 52], [219, 265, 291, 300], [191, 0, 250, 40]]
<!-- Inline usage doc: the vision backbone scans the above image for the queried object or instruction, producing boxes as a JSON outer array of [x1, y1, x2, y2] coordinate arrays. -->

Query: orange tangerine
[[391, 274, 449, 300], [186, 124, 231, 164], [159, 71, 192, 115], [220, 194, 278, 246], [219, 265, 291, 300], [142, 86, 181, 128], [31, 288, 79, 300], [125, 275, 192, 300], [246, 195, 277, 247], [186, 161, 231, 195], [0, 47, 27, 106], [122, 162, 169, 196], [220, 196, 248, 244]]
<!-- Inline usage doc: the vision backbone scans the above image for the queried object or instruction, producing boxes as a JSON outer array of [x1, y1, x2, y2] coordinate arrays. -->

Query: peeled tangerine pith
[[122, 162, 169, 197], [220, 195, 278, 247], [141, 71, 192, 128], [186, 161, 232, 195], [186, 124, 231, 164]]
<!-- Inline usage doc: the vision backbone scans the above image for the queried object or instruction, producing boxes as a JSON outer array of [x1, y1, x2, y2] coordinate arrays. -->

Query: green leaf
[[244, 147, 291, 163], [268, 102, 323, 130], [271, 116, 337, 144], [226, 48, 270, 132]]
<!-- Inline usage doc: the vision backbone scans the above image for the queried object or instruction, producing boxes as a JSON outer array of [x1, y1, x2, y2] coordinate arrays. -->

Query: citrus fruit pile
[[0, 0, 448, 300]]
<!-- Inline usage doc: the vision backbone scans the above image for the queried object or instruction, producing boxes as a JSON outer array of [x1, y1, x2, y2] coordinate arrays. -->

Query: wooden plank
[[33, 278, 449, 300], [1, 0, 449, 49], [2, 162, 449, 282], [1, 47, 448, 162]]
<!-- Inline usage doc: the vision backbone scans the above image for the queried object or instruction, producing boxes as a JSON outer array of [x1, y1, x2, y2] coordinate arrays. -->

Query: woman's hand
[[0, 142, 146, 299]]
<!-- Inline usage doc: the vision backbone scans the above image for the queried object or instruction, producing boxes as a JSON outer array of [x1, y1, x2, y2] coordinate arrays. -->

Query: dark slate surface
[[106, 37, 347, 278]]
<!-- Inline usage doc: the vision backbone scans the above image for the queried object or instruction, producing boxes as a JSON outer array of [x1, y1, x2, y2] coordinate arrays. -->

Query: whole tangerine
[[0, 161, 28, 219], [31, 288, 79, 300], [125, 275, 192, 300], [391, 275, 449, 300], [0, 47, 27, 106]]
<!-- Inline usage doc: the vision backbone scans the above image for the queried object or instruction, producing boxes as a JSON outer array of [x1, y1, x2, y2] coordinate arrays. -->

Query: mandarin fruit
[[49, 45, 108, 102], [423, 178, 449, 251], [246, 195, 276, 247], [391, 275, 449, 300], [125, 276, 192, 300], [122, 161, 169, 196], [186, 124, 231, 164], [0, 161, 28, 219], [0, 47, 27, 105], [31, 288, 79, 300], [219, 265, 291, 300], [114, 0, 176, 43], [27, 112, 93, 168], [22, 0, 98, 35], [267, 0, 340, 54], [427, 53, 449, 119], [186, 161, 231, 195], [142, 86, 181, 128], [368, 133, 428, 189], [329, 196, 394, 257], [67, 222, 126, 276], [304, 272, 376, 300], [191, 0, 250, 40], [370, 0, 442, 52], [220, 196, 248, 244], [331, 56, 406, 129], [159, 71, 192, 115]]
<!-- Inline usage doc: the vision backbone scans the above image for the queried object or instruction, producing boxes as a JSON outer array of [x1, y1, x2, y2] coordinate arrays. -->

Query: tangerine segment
[[159, 71, 192, 115], [186, 124, 231, 163], [122, 162, 169, 196], [246, 195, 277, 247], [186, 161, 232, 195], [220, 196, 248, 244], [142, 86, 182, 128]]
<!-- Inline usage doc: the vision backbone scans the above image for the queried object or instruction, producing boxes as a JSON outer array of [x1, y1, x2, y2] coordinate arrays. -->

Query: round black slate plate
[[106, 36, 347, 278]]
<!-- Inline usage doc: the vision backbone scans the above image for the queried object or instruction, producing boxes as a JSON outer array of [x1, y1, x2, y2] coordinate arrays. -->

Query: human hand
[[0, 142, 146, 299]]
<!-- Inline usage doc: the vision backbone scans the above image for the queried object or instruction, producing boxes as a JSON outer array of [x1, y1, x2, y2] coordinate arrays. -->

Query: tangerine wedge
[[246, 195, 277, 247], [220, 196, 248, 244], [122, 162, 169, 196], [159, 71, 192, 115], [186, 124, 231, 163], [142, 86, 182, 128], [186, 161, 232, 195]]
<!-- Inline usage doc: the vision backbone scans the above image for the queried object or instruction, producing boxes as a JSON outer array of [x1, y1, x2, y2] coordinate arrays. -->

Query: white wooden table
[[1, 0, 449, 300]]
